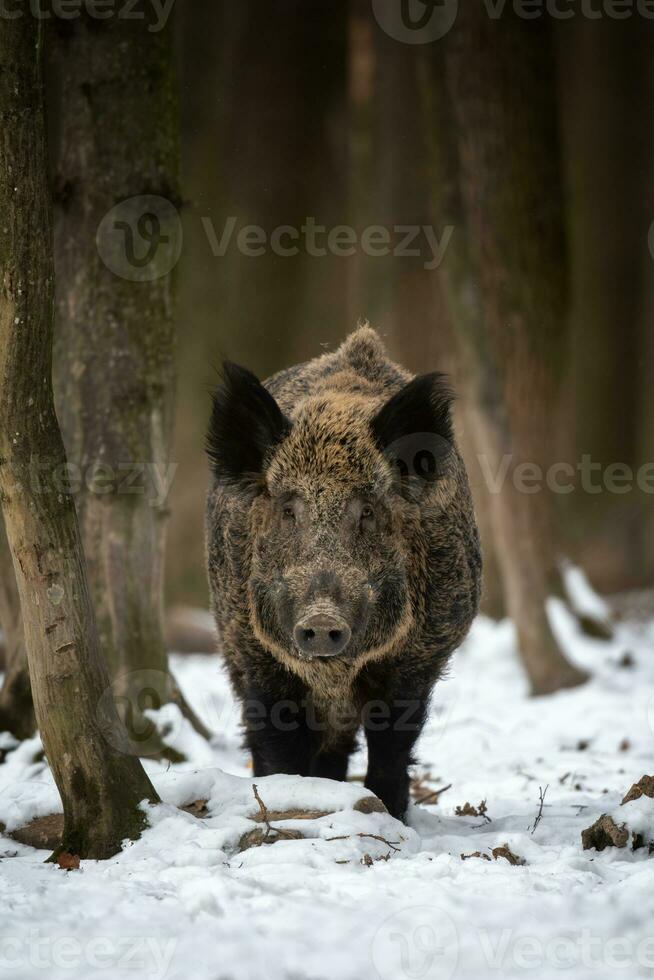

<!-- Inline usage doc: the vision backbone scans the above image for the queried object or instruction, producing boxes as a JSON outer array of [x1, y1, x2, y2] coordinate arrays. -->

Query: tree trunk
[[425, 15, 588, 694], [560, 19, 654, 593], [0, 15, 159, 858], [0, 514, 34, 740], [50, 14, 209, 756], [368, 20, 442, 365]]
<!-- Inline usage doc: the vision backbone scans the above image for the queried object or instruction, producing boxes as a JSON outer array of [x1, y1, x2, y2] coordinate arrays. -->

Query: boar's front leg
[[242, 670, 316, 777], [310, 732, 358, 781], [362, 684, 429, 820]]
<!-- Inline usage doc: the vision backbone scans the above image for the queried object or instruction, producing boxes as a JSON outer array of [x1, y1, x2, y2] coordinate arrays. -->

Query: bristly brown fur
[[205, 325, 481, 819]]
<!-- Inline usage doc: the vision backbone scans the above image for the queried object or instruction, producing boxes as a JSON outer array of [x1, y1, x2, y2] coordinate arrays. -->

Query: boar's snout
[[293, 612, 352, 659]]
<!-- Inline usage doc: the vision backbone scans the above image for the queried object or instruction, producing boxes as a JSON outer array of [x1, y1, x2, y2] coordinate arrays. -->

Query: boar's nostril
[[293, 614, 351, 658]]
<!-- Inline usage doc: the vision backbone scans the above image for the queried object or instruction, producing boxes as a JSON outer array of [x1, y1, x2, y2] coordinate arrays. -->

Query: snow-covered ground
[[1, 600, 654, 980]]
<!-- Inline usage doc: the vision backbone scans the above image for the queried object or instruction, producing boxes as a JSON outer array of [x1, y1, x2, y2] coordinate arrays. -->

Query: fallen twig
[[252, 783, 271, 835], [530, 784, 549, 834], [412, 780, 452, 806], [251, 784, 300, 842], [326, 832, 401, 853]]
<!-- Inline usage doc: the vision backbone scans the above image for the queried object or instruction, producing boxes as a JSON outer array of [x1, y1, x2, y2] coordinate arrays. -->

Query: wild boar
[[205, 326, 481, 819]]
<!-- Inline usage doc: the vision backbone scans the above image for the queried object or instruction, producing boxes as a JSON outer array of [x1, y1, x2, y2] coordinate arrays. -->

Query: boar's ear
[[371, 373, 454, 448], [371, 373, 455, 491], [206, 362, 291, 488]]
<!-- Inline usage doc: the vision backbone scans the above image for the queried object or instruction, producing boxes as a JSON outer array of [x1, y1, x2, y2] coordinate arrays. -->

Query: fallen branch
[[251, 784, 300, 842], [530, 785, 548, 834], [411, 776, 452, 806], [326, 832, 401, 853]]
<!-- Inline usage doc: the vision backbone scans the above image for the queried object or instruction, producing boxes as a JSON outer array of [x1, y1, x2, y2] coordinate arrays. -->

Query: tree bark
[[0, 513, 34, 739], [425, 14, 588, 694], [50, 14, 208, 756], [0, 14, 159, 858]]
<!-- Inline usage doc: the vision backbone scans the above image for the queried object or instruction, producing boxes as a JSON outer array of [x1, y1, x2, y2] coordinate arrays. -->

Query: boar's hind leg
[[362, 688, 429, 821], [243, 675, 316, 777]]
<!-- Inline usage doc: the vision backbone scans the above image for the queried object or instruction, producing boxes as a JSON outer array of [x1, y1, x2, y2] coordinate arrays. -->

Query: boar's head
[[207, 362, 455, 665]]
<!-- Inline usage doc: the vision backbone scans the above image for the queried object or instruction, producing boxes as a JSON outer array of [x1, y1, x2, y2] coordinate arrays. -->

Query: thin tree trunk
[[424, 16, 588, 694], [369, 22, 441, 363], [457, 400, 506, 621], [50, 14, 209, 756], [635, 32, 654, 581], [346, 1, 375, 330], [0, 514, 34, 739], [0, 14, 159, 858], [206, 0, 348, 369]]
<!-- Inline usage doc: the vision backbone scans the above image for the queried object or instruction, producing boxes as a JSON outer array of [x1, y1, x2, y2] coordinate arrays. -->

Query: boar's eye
[[282, 504, 296, 522], [359, 503, 375, 529]]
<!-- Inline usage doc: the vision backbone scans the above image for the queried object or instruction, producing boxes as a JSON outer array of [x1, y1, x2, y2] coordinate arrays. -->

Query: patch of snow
[[561, 561, 611, 621], [1, 610, 654, 979], [607, 795, 653, 839]]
